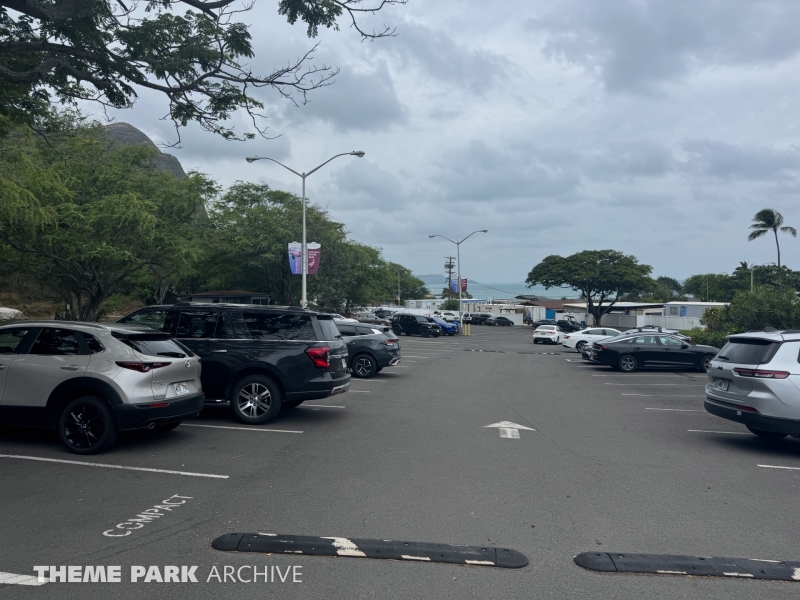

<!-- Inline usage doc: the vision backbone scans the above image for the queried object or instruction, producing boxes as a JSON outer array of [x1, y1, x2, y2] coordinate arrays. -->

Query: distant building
[[188, 290, 270, 304], [663, 301, 728, 318]]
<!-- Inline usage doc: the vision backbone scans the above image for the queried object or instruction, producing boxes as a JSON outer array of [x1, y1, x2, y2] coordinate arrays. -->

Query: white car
[[562, 327, 622, 351], [533, 325, 565, 344], [441, 312, 459, 323], [332, 314, 359, 323]]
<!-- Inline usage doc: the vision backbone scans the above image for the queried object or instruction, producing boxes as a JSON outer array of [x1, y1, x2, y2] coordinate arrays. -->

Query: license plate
[[174, 383, 189, 395], [717, 380, 729, 391]]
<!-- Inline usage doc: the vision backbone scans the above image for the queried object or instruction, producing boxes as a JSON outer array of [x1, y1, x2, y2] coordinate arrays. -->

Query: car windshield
[[114, 333, 190, 358], [717, 338, 779, 364]]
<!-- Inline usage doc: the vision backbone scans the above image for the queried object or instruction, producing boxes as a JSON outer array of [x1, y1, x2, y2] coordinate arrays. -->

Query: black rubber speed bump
[[575, 552, 800, 581], [213, 533, 528, 568]]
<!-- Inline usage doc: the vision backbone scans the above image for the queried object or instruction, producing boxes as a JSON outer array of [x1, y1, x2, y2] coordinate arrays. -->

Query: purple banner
[[288, 242, 321, 275]]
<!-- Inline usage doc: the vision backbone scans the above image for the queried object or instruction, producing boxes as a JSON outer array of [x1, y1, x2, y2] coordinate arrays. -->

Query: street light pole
[[246, 151, 365, 308], [429, 230, 488, 331]]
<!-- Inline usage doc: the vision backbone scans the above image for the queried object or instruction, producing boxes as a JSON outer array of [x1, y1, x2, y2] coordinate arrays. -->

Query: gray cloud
[[682, 140, 800, 181], [534, 0, 800, 93]]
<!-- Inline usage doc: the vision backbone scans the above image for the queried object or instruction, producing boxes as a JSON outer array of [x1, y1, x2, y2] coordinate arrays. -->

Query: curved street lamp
[[429, 230, 488, 330], [246, 151, 365, 307]]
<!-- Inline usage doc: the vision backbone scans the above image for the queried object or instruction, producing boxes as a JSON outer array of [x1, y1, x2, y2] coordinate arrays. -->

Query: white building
[[663, 301, 728, 318]]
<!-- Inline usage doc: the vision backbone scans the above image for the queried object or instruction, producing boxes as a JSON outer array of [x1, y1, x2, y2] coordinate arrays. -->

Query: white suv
[[0, 322, 203, 454]]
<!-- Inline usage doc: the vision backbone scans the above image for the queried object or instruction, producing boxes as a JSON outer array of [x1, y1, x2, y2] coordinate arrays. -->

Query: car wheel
[[392, 326, 402, 335], [448, 332, 455, 336], [58, 396, 117, 455], [154, 420, 182, 432], [746, 426, 788, 440], [576, 341, 587, 351], [700, 355, 714, 372], [533, 339, 538, 344], [352, 354, 377, 378], [231, 375, 282, 424], [421, 329, 430, 338], [618, 355, 638, 373]]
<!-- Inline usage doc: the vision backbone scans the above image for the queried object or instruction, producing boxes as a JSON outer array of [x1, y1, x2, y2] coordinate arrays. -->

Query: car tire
[[448, 332, 455, 336], [421, 329, 430, 338], [533, 339, 538, 344], [352, 354, 377, 378], [700, 355, 714, 372], [618, 355, 638, 373], [231, 375, 283, 425], [154, 420, 182, 432], [58, 396, 117, 455], [392, 326, 402, 336], [746, 426, 788, 440], [576, 341, 587, 351]]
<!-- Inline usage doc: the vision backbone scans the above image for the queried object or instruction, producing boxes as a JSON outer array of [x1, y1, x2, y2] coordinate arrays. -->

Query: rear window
[[115, 334, 189, 358], [718, 338, 779, 364], [0, 328, 29, 354], [316, 317, 341, 340], [243, 312, 316, 341]]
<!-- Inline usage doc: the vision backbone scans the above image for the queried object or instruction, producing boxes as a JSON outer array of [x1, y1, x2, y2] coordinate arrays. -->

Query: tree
[[623, 275, 684, 302], [525, 250, 652, 325], [0, 0, 404, 140], [748, 208, 796, 267], [439, 298, 460, 311], [682, 273, 739, 302], [0, 119, 212, 319]]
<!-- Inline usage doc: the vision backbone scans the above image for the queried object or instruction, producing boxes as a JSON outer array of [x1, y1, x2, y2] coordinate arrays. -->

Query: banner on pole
[[288, 242, 322, 275], [450, 278, 467, 293]]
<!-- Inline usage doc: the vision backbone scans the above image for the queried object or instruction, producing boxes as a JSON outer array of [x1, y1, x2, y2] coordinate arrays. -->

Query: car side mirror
[[681, 343, 689, 349]]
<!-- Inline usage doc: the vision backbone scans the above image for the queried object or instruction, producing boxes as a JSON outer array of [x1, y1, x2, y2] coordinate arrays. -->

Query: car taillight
[[305, 347, 330, 369], [733, 368, 790, 379], [564, 335, 570, 339], [116, 361, 170, 372], [383, 339, 397, 345], [599, 345, 607, 351]]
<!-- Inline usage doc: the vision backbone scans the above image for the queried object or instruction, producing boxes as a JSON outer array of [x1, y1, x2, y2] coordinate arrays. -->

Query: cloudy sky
[[96, 0, 800, 283]]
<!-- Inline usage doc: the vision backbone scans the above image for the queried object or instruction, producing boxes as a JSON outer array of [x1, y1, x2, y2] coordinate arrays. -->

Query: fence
[[593, 314, 704, 330]]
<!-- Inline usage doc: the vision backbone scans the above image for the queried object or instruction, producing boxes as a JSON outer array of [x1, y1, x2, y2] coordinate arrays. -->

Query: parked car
[[332, 313, 359, 323], [592, 333, 719, 373], [374, 308, 397, 319], [533, 325, 565, 344], [562, 327, 622, 351], [0, 322, 204, 454], [485, 316, 514, 327], [391, 314, 442, 338], [472, 313, 493, 325], [354, 311, 391, 326], [441, 311, 459, 323], [705, 330, 800, 440], [623, 325, 691, 342], [336, 323, 401, 378], [427, 317, 458, 336], [556, 317, 583, 332], [117, 303, 350, 422], [530, 319, 560, 329]]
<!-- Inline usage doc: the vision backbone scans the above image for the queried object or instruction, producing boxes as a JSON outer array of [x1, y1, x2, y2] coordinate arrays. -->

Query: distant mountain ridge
[[104, 123, 186, 179]]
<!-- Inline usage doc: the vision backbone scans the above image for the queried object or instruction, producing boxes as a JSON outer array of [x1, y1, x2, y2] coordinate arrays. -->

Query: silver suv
[[705, 329, 800, 439], [0, 322, 203, 454]]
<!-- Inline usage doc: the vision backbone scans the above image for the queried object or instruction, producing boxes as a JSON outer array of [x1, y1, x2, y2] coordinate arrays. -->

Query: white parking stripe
[[758, 465, 800, 471], [402, 356, 431, 358], [622, 394, 705, 398], [183, 424, 302, 433], [606, 383, 705, 387], [349, 390, 371, 393], [0, 571, 45, 586], [689, 430, 749, 434], [0, 454, 229, 479], [645, 408, 705, 412]]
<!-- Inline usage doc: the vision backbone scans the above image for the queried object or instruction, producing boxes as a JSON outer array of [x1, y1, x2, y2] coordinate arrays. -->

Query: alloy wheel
[[238, 383, 271, 418], [620, 356, 636, 372], [63, 403, 105, 450], [354, 356, 374, 377]]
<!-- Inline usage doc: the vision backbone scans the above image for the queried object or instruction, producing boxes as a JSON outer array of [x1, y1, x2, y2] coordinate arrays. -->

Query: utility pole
[[397, 270, 401, 306], [444, 256, 456, 298]]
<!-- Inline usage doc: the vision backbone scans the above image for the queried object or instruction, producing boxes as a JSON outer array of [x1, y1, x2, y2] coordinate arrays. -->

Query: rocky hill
[[105, 122, 186, 179]]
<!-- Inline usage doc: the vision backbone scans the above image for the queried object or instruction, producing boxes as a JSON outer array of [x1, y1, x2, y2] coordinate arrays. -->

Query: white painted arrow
[[484, 421, 536, 439], [0, 571, 46, 586]]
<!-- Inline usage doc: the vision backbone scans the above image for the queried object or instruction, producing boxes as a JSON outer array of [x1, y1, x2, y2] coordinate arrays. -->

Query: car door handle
[[633, 347, 640, 350], [211, 349, 228, 353], [0, 365, 6, 370], [61, 365, 81, 371]]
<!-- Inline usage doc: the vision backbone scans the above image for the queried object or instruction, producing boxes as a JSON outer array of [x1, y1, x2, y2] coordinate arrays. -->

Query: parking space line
[[645, 408, 705, 412], [758, 465, 800, 471], [349, 390, 371, 393], [0, 454, 229, 479], [183, 424, 302, 433], [689, 430, 749, 434], [622, 394, 706, 398], [0, 571, 45, 586], [402, 356, 431, 358]]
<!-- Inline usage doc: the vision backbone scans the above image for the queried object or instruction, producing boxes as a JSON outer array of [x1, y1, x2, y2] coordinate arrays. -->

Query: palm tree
[[734, 261, 750, 272], [748, 208, 796, 267]]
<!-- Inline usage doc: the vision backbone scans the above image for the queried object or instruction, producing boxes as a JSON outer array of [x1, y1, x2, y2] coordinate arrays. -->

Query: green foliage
[[679, 328, 728, 349], [624, 275, 684, 302], [526, 249, 652, 325], [440, 298, 460, 311], [0, 119, 213, 319], [748, 208, 796, 267], [0, 0, 402, 139]]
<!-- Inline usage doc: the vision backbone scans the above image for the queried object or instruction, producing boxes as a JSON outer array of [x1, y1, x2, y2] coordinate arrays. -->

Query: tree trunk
[[774, 228, 781, 267]]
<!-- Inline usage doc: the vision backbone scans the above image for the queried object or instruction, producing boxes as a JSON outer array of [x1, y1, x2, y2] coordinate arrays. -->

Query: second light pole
[[429, 230, 488, 331], [246, 151, 364, 307]]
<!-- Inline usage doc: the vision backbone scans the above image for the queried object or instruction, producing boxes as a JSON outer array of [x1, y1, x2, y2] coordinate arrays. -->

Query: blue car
[[428, 317, 458, 336]]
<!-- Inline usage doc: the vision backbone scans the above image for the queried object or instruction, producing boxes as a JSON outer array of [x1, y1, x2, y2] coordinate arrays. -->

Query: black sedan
[[337, 323, 401, 378], [485, 316, 514, 326], [592, 333, 719, 372]]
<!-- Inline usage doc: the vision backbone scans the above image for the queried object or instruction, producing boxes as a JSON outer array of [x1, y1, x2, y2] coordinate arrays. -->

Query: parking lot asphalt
[[2, 326, 800, 598]]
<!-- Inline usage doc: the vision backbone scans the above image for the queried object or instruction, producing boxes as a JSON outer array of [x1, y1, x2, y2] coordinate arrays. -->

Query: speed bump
[[213, 533, 528, 568]]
